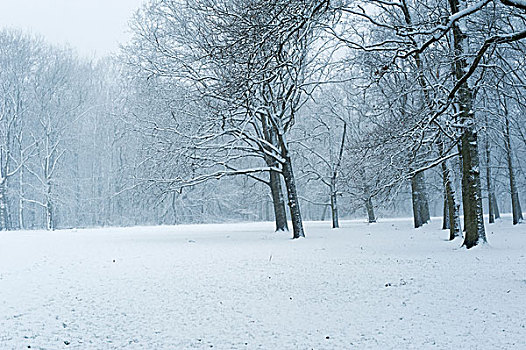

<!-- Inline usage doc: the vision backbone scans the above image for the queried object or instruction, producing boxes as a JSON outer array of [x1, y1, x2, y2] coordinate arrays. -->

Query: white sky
[[0, 0, 146, 58]]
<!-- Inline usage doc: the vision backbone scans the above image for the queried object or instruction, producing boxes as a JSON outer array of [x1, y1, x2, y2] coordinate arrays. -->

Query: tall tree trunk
[[503, 107, 523, 225], [281, 153, 305, 238], [0, 177, 9, 231], [485, 133, 496, 224], [18, 167, 25, 230], [401, 0, 454, 234], [449, 0, 486, 248], [492, 192, 500, 219], [269, 111, 304, 239], [269, 169, 288, 231], [45, 179, 54, 231], [329, 122, 346, 229], [438, 139, 461, 239], [261, 113, 289, 232], [364, 185, 376, 223], [264, 197, 270, 222], [411, 171, 430, 228], [460, 128, 486, 247], [447, 191, 461, 241], [422, 181, 430, 223], [365, 196, 376, 223], [330, 182, 339, 229], [442, 192, 450, 230]]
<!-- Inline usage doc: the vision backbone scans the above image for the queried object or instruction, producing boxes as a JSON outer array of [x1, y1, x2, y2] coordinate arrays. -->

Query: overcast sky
[[0, 0, 145, 58]]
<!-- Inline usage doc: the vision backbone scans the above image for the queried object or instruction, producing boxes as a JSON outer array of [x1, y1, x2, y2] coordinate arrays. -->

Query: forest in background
[[1, 0, 526, 248]]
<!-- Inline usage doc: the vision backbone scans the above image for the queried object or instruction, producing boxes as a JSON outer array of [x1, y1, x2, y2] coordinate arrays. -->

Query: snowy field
[[1, 217, 525, 349]]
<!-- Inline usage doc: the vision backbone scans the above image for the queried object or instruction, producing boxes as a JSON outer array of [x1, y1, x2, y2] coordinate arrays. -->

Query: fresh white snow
[[1, 217, 525, 349]]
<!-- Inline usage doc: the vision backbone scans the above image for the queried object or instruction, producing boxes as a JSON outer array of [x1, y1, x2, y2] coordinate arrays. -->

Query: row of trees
[[0, 28, 291, 230], [0, 29, 132, 230], [123, 0, 526, 248], [2, 1, 526, 250]]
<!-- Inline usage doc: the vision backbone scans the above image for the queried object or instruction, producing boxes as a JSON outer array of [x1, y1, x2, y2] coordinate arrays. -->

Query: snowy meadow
[[2, 1, 526, 349], [1, 217, 525, 349]]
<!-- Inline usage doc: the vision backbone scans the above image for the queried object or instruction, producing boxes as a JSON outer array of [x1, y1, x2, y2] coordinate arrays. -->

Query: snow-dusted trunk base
[[503, 113, 523, 225], [18, 168, 25, 230], [442, 194, 449, 230], [0, 178, 8, 231], [366, 197, 376, 223], [448, 0, 486, 248], [45, 181, 54, 231], [411, 172, 430, 228], [484, 132, 497, 224], [460, 128, 486, 248], [330, 185, 339, 229], [281, 154, 304, 239], [442, 162, 461, 240], [438, 138, 460, 239], [492, 193, 500, 219], [261, 114, 288, 232], [269, 169, 288, 232]]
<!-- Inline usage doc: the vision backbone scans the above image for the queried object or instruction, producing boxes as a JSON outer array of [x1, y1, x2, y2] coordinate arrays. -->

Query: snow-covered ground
[[1, 217, 525, 349]]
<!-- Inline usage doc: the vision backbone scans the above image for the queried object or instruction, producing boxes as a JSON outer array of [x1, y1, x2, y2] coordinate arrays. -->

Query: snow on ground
[[1, 217, 525, 349]]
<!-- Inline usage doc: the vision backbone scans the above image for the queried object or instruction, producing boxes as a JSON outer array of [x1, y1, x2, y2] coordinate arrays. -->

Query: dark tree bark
[[502, 104, 523, 225], [281, 152, 305, 238], [269, 169, 288, 231], [442, 192, 450, 230], [365, 196, 376, 223], [445, 173, 461, 241], [329, 122, 346, 229], [411, 171, 430, 228], [261, 113, 288, 232], [492, 192, 500, 219], [448, 0, 486, 248], [45, 178, 54, 231], [400, 0, 456, 235], [330, 183, 339, 228], [460, 127, 486, 247], [438, 139, 461, 239], [484, 133, 496, 224]]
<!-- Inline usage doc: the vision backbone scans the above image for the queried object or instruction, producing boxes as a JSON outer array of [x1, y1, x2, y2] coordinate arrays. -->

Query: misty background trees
[[1, 0, 526, 248]]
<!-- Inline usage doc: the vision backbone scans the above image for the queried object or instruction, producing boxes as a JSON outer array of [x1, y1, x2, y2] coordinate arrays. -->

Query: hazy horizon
[[0, 0, 145, 57]]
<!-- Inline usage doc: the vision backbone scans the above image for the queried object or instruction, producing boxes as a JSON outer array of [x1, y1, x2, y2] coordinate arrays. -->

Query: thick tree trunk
[[365, 197, 376, 223], [45, 180, 54, 231], [445, 179, 461, 241], [492, 193, 500, 219], [411, 171, 430, 228], [46, 201, 53, 231], [0, 178, 9, 231], [485, 135, 495, 224], [281, 154, 305, 238], [261, 113, 289, 232], [269, 169, 288, 231], [447, 193, 461, 241], [438, 138, 461, 239], [442, 192, 450, 230], [442, 160, 461, 240], [460, 128, 486, 248], [449, 0, 486, 248], [401, 0, 454, 235], [503, 112, 523, 225], [330, 183, 339, 229]]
